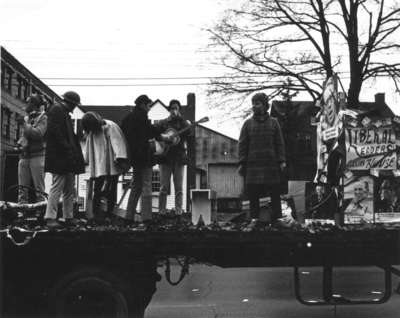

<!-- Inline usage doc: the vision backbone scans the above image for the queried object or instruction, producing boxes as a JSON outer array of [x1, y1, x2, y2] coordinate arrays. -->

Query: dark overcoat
[[238, 114, 285, 186], [45, 103, 85, 175], [121, 106, 161, 168]]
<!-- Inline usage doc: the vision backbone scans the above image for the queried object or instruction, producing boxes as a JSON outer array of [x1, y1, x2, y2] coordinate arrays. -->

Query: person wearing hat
[[121, 94, 170, 221], [44, 91, 85, 228], [155, 99, 191, 214], [238, 92, 286, 223], [16, 93, 48, 203]]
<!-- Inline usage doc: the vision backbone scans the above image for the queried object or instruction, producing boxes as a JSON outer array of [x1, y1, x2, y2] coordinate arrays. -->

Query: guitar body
[[164, 128, 180, 145], [151, 128, 180, 156], [150, 116, 209, 157]]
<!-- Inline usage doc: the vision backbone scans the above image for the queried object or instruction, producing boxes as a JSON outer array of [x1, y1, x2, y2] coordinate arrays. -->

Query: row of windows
[[1, 105, 23, 141], [197, 138, 238, 160], [1, 63, 53, 106]]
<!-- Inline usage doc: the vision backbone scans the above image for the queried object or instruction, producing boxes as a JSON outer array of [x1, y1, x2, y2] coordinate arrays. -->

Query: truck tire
[[49, 267, 146, 318]]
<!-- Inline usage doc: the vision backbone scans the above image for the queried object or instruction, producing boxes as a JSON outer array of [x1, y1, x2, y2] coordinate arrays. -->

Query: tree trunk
[[347, 71, 362, 108]]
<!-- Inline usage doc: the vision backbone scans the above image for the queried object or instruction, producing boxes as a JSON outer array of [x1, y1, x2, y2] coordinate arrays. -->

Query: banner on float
[[345, 127, 396, 170]]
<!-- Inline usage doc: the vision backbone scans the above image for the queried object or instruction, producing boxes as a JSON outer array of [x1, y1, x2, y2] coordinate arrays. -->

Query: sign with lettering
[[345, 127, 397, 170]]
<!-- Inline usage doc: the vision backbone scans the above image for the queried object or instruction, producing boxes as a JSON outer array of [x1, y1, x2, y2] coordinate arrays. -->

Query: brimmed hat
[[168, 99, 181, 110], [62, 91, 81, 105], [135, 94, 152, 106]]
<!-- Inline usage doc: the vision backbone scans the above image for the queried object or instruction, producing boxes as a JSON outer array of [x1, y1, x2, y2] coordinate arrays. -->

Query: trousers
[[44, 173, 75, 219], [127, 166, 153, 221], [18, 156, 46, 203], [247, 184, 282, 221], [159, 163, 184, 214]]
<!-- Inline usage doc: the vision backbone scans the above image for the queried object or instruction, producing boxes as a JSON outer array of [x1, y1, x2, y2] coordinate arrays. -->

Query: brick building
[[0, 46, 61, 200]]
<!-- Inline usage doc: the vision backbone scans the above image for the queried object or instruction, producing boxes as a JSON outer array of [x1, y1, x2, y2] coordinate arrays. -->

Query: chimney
[[187, 93, 195, 108], [375, 93, 385, 105]]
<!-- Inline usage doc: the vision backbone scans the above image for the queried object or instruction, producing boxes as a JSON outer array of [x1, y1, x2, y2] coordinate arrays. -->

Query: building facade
[[0, 47, 61, 201]]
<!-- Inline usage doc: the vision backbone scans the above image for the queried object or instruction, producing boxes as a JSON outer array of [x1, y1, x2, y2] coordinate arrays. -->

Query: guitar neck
[[176, 119, 202, 135]]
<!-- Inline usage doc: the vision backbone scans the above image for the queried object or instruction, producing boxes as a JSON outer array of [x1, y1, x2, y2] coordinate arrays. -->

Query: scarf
[[253, 111, 269, 123]]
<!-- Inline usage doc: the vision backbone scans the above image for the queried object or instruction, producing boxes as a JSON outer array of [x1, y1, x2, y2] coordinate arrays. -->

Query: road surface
[[146, 265, 400, 318]]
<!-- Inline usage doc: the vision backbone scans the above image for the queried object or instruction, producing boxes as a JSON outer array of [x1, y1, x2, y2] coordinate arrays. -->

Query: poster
[[345, 127, 396, 170], [343, 176, 374, 224], [304, 182, 336, 223], [374, 177, 400, 223], [314, 74, 341, 182]]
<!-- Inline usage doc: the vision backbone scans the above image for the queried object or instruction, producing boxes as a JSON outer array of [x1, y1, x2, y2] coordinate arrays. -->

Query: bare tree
[[208, 0, 400, 108]]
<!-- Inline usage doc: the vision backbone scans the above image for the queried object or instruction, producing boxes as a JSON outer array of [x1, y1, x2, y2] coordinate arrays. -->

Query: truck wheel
[[49, 268, 145, 318]]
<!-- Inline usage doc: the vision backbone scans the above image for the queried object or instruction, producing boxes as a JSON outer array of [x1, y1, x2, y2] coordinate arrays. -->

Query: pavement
[[146, 265, 400, 318]]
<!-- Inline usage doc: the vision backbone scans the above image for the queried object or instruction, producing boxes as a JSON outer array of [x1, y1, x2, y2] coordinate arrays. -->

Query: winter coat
[[120, 106, 161, 168], [18, 111, 47, 158], [45, 103, 85, 175], [238, 113, 285, 186], [84, 120, 129, 178], [155, 116, 191, 165]]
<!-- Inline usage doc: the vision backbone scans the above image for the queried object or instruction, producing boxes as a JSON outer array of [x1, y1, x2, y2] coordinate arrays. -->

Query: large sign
[[345, 127, 396, 170], [320, 75, 340, 141]]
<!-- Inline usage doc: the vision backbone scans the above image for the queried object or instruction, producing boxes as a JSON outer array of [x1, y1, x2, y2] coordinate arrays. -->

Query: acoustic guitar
[[151, 116, 209, 156]]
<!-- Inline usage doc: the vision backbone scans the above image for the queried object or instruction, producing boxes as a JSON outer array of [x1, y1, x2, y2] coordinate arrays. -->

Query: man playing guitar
[[156, 99, 192, 214]]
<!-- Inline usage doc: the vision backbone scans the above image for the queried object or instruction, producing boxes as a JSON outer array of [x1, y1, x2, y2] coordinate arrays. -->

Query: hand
[[280, 162, 286, 171], [160, 133, 170, 141], [16, 115, 26, 125], [237, 164, 246, 176]]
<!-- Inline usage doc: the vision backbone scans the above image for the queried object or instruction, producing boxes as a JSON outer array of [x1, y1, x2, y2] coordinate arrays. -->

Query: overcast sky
[[1, 0, 400, 139], [0, 0, 244, 137]]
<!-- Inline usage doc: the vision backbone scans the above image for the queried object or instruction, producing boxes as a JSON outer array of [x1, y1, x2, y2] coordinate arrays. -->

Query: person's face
[[25, 97, 39, 113], [252, 100, 265, 115], [65, 101, 77, 112], [141, 101, 152, 113], [380, 184, 394, 201], [169, 104, 181, 118], [354, 183, 367, 202]]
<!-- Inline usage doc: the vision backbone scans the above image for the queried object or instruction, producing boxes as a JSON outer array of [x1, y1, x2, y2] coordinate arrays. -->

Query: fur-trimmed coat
[[238, 113, 285, 186]]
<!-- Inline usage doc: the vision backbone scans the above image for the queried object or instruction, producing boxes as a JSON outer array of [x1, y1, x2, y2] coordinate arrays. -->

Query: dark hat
[[168, 99, 181, 109], [135, 94, 152, 106], [62, 91, 81, 105], [26, 94, 45, 107]]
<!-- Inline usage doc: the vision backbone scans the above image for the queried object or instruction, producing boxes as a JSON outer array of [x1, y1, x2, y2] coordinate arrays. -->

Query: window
[[296, 133, 312, 154], [230, 142, 237, 158], [212, 144, 218, 160], [7, 68, 13, 91], [15, 114, 23, 141], [152, 170, 161, 192], [221, 142, 228, 156], [1, 65, 5, 88], [1, 107, 11, 138], [23, 81, 29, 100], [3, 67, 10, 90], [202, 139, 208, 159], [16, 75, 22, 98]]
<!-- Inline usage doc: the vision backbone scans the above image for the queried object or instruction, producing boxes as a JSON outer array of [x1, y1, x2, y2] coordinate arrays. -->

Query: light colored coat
[[84, 120, 129, 178]]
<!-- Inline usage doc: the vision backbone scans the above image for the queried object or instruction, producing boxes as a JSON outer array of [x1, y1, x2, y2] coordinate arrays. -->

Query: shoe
[[45, 219, 62, 229], [64, 218, 80, 227], [242, 218, 259, 232]]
